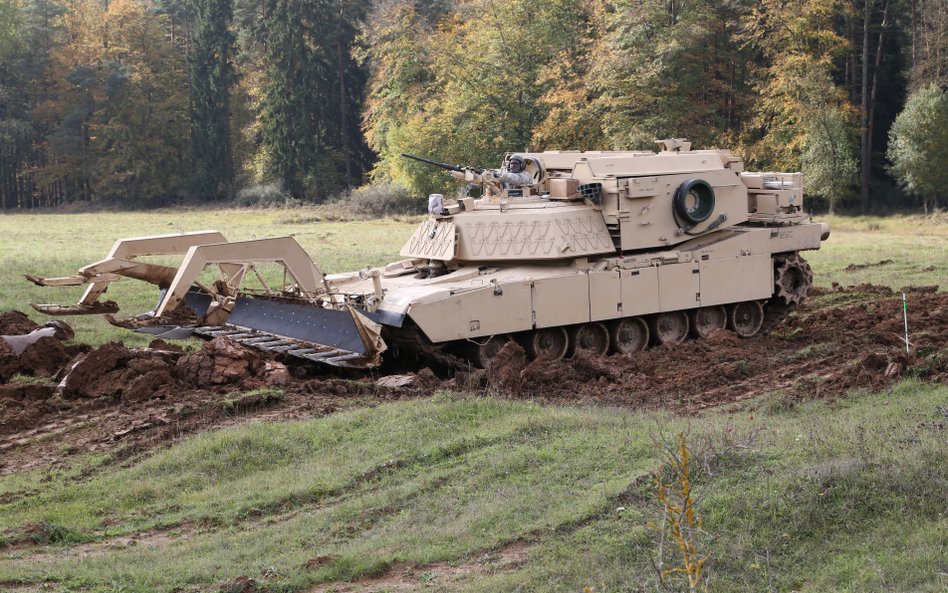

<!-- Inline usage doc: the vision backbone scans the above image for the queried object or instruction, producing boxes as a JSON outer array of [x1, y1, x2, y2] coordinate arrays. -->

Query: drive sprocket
[[773, 253, 813, 306], [762, 253, 814, 334]]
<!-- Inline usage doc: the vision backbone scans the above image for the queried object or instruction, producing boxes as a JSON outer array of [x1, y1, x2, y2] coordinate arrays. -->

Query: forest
[[0, 0, 946, 212]]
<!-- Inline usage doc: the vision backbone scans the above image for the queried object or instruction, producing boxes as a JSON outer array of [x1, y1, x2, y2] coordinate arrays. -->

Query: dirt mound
[[45, 337, 290, 405], [0, 311, 40, 334], [2, 284, 947, 475], [479, 286, 948, 409], [0, 324, 75, 381], [174, 337, 288, 388], [58, 342, 163, 400]]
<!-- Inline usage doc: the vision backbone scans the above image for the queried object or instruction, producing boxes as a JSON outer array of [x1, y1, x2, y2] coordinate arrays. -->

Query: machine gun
[[401, 153, 483, 175]]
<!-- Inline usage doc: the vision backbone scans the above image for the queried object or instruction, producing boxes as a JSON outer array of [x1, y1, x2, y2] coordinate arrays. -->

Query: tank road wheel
[[650, 311, 690, 345], [774, 253, 814, 306], [521, 327, 569, 360], [568, 323, 610, 357], [729, 301, 765, 338], [469, 334, 512, 368], [690, 306, 727, 339], [610, 317, 649, 354]]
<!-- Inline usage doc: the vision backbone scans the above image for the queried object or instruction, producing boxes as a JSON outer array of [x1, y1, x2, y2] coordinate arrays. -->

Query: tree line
[[0, 0, 945, 211]]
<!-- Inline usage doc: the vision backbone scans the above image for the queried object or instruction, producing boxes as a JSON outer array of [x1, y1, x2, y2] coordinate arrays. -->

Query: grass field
[[805, 213, 948, 290], [1, 208, 947, 592]]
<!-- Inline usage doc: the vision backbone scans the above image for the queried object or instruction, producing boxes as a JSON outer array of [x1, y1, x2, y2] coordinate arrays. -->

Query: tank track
[[393, 251, 818, 369], [761, 300, 796, 334]]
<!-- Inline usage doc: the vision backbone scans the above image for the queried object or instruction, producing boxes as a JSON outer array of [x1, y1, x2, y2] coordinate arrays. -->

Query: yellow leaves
[[651, 432, 710, 593]]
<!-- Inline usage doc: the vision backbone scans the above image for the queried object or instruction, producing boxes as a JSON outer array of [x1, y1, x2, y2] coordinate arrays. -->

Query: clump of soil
[[0, 311, 40, 335], [148, 338, 185, 353], [486, 341, 528, 392], [174, 338, 239, 386], [18, 337, 70, 378], [174, 337, 288, 388]]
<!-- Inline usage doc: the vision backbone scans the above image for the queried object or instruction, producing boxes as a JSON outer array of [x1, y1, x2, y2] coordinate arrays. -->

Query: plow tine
[[25, 274, 87, 287], [133, 326, 195, 340], [31, 301, 120, 315], [25, 230, 388, 369]]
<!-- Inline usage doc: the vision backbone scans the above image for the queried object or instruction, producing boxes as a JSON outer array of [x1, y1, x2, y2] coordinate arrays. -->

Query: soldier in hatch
[[483, 154, 532, 189]]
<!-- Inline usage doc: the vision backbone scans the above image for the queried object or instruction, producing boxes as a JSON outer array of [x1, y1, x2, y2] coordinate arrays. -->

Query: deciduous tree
[[887, 84, 948, 212]]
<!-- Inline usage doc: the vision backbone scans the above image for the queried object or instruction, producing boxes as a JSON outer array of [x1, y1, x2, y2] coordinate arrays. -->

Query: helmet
[[508, 154, 526, 172]]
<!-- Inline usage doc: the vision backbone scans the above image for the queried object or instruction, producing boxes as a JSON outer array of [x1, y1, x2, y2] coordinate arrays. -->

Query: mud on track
[[1, 284, 945, 476]]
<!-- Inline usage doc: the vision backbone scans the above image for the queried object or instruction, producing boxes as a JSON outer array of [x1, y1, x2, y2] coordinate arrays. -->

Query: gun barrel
[[400, 153, 482, 175]]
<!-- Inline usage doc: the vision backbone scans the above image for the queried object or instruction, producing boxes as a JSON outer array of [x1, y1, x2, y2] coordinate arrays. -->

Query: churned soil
[[1, 284, 945, 475]]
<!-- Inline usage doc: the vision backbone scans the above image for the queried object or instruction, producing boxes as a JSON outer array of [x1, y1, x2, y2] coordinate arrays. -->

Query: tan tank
[[27, 139, 829, 369]]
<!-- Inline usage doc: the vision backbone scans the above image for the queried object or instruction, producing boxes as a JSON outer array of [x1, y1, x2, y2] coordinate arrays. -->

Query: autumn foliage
[[0, 0, 944, 209]]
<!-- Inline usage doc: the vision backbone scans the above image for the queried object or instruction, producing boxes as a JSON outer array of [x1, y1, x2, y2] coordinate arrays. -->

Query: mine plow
[[27, 231, 386, 368], [28, 139, 829, 371]]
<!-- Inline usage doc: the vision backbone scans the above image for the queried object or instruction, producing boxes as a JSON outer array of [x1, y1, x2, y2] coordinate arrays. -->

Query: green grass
[[806, 213, 948, 290], [0, 383, 944, 592]]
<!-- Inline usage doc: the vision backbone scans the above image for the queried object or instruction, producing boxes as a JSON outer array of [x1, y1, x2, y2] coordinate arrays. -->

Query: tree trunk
[[866, 0, 890, 212], [337, 38, 352, 195], [859, 0, 872, 212]]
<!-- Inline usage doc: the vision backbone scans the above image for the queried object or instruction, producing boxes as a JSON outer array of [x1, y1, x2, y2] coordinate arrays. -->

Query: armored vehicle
[[28, 139, 829, 369]]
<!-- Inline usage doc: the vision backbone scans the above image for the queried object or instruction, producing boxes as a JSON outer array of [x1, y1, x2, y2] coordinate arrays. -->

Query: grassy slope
[[1, 384, 945, 592], [1, 210, 947, 592]]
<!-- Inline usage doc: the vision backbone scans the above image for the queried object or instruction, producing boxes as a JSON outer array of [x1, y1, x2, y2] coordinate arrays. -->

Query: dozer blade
[[192, 297, 386, 369]]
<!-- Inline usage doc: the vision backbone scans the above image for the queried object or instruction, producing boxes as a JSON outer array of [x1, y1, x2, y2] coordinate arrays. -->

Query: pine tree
[[0, 0, 31, 209], [190, 0, 236, 200], [258, 0, 369, 200]]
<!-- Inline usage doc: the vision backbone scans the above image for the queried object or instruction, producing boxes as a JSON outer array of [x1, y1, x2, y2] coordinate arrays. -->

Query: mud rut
[[1, 283, 946, 477]]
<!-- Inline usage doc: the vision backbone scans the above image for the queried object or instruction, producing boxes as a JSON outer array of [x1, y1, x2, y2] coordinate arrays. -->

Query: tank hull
[[357, 220, 824, 364]]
